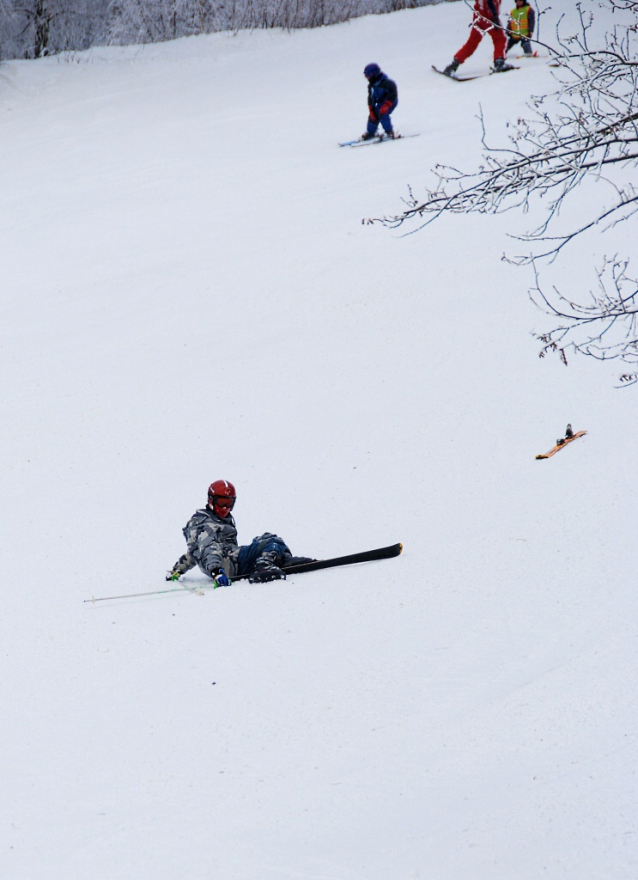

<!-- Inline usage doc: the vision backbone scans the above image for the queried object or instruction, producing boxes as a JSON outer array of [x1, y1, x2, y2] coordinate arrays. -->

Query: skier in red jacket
[[442, 0, 513, 76]]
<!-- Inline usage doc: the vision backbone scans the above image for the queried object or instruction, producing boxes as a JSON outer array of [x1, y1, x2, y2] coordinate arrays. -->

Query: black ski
[[233, 542, 403, 581]]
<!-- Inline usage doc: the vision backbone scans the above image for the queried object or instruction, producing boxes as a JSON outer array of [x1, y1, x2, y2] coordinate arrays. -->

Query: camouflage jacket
[[173, 507, 240, 578]]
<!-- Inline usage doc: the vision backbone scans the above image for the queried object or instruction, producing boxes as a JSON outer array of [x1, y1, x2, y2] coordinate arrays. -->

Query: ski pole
[[84, 584, 204, 603]]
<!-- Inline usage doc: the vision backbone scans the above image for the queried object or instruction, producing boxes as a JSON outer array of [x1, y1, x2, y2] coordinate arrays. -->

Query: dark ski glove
[[213, 568, 232, 588]]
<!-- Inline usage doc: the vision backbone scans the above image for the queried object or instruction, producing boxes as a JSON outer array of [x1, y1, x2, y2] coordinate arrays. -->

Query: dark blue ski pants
[[236, 534, 290, 577]]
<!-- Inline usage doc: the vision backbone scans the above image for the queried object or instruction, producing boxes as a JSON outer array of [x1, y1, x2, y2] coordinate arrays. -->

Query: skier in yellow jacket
[[506, 0, 536, 57]]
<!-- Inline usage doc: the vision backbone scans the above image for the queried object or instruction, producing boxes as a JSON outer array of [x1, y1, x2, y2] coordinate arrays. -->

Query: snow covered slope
[[1, 5, 636, 879]]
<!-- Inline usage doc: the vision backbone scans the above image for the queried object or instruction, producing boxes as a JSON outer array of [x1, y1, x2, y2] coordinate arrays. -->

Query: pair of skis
[[536, 425, 587, 459], [338, 133, 419, 148], [85, 542, 403, 603], [431, 63, 519, 82]]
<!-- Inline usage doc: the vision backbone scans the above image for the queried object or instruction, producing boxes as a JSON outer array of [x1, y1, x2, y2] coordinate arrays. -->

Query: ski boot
[[442, 59, 460, 77], [249, 550, 286, 583], [493, 58, 516, 73]]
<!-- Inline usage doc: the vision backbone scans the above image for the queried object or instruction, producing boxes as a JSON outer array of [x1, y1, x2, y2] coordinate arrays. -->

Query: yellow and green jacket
[[508, 3, 535, 39]]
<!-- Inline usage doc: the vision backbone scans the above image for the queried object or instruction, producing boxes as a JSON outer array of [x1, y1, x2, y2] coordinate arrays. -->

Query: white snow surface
[[1, 5, 637, 879]]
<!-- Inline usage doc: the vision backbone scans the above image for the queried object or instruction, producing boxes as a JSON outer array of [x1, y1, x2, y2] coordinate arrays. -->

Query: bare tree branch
[[366, 1, 638, 384]]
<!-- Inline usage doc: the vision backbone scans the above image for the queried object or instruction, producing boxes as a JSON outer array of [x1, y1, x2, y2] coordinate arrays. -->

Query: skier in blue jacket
[[361, 63, 398, 140]]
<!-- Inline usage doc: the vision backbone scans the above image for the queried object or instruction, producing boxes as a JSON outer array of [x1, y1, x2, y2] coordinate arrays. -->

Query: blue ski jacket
[[367, 71, 398, 118]]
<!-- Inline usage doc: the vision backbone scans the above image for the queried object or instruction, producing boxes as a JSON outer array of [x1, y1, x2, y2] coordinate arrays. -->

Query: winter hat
[[364, 63, 381, 78]]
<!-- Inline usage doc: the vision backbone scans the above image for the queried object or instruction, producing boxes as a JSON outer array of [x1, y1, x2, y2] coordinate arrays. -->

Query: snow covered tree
[[0, 0, 108, 58], [106, 0, 379, 43], [106, 0, 442, 47], [0, 0, 441, 57], [371, 1, 638, 385], [107, 0, 208, 45]]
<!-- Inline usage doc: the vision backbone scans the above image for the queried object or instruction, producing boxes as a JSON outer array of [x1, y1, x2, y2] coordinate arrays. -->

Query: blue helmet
[[364, 63, 381, 79]]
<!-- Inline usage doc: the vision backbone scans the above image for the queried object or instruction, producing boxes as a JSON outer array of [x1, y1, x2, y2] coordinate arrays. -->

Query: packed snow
[[1, 3, 637, 878]]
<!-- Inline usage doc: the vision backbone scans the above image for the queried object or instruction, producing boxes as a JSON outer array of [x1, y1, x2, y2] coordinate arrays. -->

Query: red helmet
[[207, 479, 236, 518]]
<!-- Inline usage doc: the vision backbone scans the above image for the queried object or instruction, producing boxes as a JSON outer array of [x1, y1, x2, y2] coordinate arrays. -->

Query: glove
[[248, 566, 286, 584], [166, 569, 181, 582], [368, 106, 379, 122], [377, 100, 393, 118], [213, 568, 231, 588]]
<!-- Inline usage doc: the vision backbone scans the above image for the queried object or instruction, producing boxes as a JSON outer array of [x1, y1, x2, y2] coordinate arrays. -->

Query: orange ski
[[536, 430, 587, 459]]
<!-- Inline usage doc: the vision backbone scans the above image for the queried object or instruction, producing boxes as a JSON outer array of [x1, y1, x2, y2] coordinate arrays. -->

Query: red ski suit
[[455, 0, 506, 64]]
